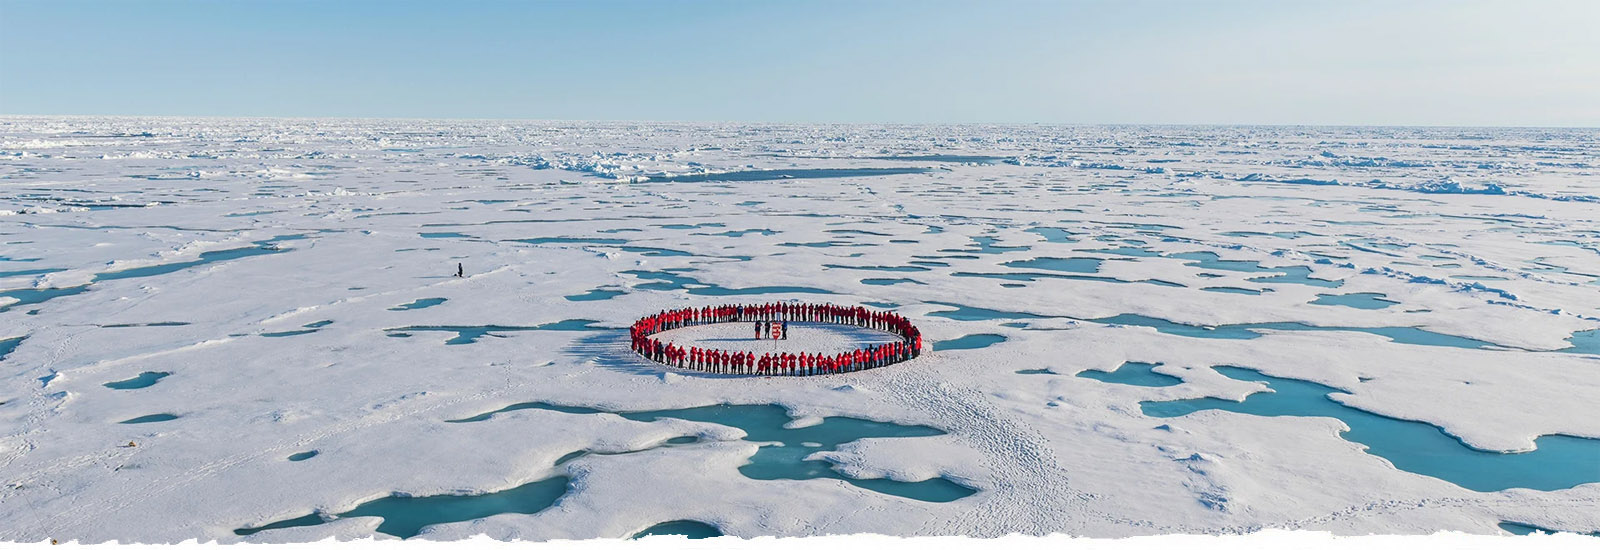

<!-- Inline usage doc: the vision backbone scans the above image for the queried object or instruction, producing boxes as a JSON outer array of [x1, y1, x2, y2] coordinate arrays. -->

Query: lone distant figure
[[781, 320, 789, 340], [455, 263, 464, 278], [755, 321, 763, 339]]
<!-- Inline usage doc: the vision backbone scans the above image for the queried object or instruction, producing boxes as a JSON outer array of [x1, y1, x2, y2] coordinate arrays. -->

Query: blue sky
[[2, 0, 1596, 125]]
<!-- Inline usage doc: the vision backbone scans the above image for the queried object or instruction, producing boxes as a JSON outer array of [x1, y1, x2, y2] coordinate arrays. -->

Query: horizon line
[[2, 113, 1596, 131]]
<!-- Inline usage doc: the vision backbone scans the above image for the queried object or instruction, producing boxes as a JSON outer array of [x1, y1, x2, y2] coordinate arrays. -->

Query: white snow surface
[[0, 117, 1597, 541]]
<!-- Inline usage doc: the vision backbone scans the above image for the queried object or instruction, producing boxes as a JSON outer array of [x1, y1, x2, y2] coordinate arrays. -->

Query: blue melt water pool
[[1311, 292, 1400, 309], [630, 520, 723, 539], [1140, 366, 1600, 492], [1077, 362, 1181, 387], [104, 371, 171, 390], [237, 402, 978, 539], [451, 403, 978, 504]]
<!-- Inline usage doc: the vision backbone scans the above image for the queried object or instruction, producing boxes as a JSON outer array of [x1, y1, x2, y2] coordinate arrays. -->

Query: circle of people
[[630, 302, 924, 376]]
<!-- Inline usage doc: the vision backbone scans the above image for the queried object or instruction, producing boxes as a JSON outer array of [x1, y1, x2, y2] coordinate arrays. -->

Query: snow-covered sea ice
[[1, 118, 1597, 542]]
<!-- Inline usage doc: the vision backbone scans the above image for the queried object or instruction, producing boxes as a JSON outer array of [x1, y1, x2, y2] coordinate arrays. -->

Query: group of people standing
[[629, 302, 923, 376], [756, 319, 787, 340]]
